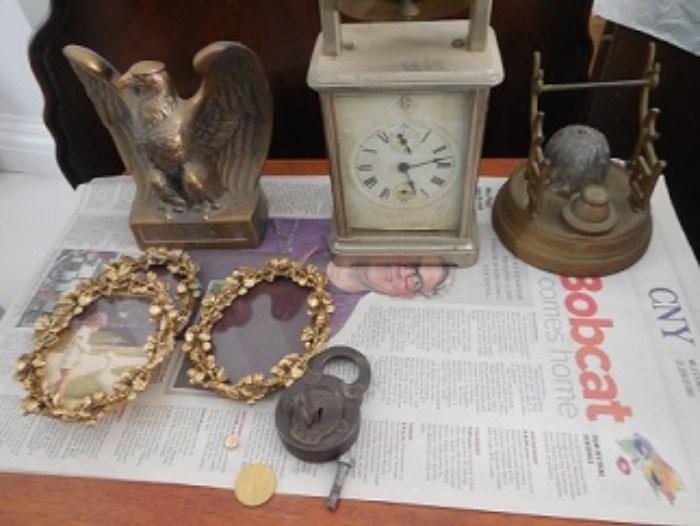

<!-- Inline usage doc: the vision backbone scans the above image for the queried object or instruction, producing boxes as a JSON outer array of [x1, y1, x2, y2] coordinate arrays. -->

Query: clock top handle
[[318, 0, 492, 56]]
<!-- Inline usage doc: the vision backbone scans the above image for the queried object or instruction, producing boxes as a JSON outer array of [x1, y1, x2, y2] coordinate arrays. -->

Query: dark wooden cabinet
[[32, 2, 699, 253], [587, 23, 700, 257], [31, 0, 326, 184], [31, 0, 593, 185]]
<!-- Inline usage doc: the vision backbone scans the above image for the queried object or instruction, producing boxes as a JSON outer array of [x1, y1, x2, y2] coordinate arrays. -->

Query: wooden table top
[[0, 159, 613, 526], [260, 158, 524, 177]]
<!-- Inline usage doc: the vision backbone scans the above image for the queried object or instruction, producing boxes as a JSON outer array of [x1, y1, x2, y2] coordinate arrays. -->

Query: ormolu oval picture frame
[[184, 258, 334, 403], [15, 254, 180, 424], [131, 247, 202, 331]]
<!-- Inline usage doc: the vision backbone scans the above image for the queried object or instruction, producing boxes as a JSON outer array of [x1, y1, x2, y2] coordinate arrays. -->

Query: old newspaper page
[[0, 176, 698, 524]]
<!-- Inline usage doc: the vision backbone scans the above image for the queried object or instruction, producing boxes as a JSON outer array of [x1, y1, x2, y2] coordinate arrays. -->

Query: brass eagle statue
[[64, 41, 273, 248]]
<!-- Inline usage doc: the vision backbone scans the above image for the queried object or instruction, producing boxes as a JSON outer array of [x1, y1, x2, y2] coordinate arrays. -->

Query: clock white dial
[[352, 123, 458, 209], [334, 91, 472, 232]]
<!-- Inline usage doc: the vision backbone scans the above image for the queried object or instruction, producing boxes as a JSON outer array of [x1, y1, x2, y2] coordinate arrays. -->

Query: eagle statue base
[[130, 190, 268, 249]]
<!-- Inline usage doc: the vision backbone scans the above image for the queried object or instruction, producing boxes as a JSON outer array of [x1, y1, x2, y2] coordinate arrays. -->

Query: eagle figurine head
[[118, 60, 177, 124], [119, 61, 170, 96]]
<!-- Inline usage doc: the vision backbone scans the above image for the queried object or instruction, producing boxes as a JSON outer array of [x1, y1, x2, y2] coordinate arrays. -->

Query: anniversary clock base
[[330, 223, 478, 267], [492, 163, 652, 277]]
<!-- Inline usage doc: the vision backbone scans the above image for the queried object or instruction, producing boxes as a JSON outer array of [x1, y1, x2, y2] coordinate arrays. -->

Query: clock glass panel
[[334, 91, 473, 232], [353, 122, 457, 208]]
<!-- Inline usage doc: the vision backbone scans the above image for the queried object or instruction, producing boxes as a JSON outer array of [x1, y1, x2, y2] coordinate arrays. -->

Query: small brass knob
[[562, 184, 618, 235]]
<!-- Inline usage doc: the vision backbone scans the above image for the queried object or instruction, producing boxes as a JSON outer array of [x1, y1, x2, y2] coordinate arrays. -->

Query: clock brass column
[[308, 0, 503, 267]]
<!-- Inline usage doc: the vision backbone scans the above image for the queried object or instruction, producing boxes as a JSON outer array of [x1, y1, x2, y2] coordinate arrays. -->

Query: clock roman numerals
[[431, 176, 446, 187], [354, 123, 457, 208], [363, 176, 379, 189]]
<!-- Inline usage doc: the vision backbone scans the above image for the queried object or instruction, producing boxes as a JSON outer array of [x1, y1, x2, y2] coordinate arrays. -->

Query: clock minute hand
[[405, 156, 452, 170]]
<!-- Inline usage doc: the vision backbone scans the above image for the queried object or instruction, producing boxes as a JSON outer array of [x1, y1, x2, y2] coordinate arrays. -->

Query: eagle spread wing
[[189, 42, 273, 198], [62, 45, 150, 196]]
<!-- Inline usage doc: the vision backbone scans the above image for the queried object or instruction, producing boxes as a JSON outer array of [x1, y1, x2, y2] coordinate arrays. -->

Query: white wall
[[17, 0, 49, 29], [0, 0, 74, 312], [0, 0, 60, 177], [0, 0, 44, 115]]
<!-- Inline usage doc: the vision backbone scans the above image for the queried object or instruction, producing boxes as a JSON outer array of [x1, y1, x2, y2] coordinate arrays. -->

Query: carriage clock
[[308, 0, 503, 266]]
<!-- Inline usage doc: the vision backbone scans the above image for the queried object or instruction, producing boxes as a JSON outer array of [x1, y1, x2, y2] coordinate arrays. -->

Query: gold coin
[[234, 464, 277, 507], [224, 434, 239, 449]]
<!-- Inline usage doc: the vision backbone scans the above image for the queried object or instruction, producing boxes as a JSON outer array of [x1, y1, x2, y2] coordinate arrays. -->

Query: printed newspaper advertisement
[[0, 175, 699, 524]]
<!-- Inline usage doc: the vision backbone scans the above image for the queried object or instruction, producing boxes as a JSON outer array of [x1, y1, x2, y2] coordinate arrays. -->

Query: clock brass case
[[492, 45, 665, 276], [309, 0, 503, 267]]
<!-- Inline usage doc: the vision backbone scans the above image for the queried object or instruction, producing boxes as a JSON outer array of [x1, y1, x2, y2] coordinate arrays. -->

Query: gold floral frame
[[130, 247, 201, 332], [15, 254, 180, 424], [183, 257, 334, 403]]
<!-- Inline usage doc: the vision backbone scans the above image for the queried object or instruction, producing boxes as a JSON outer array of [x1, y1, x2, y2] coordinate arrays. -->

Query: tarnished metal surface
[[64, 42, 272, 248], [276, 346, 371, 463]]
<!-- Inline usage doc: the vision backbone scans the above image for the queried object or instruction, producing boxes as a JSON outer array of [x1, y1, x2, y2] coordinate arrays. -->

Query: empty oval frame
[[183, 258, 334, 403]]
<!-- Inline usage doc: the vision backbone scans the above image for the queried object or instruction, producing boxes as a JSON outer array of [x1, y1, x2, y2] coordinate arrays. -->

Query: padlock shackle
[[318, 0, 492, 56], [310, 346, 371, 396]]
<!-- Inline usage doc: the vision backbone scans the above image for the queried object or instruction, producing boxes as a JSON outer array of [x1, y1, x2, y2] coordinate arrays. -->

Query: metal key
[[327, 453, 354, 510]]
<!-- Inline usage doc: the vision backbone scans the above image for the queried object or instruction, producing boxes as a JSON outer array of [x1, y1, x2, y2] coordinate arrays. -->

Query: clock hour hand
[[397, 133, 412, 154]]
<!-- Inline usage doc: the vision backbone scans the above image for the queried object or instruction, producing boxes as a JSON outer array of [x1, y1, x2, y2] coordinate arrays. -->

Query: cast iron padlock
[[275, 345, 371, 462]]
